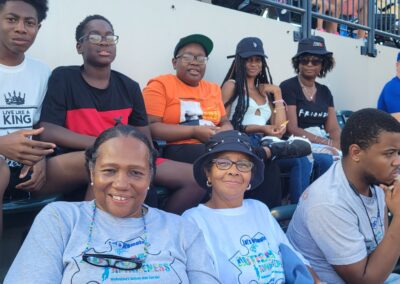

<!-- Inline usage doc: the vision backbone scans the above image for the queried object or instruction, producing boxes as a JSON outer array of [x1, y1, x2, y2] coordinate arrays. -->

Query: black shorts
[[3, 164, 31, 201]]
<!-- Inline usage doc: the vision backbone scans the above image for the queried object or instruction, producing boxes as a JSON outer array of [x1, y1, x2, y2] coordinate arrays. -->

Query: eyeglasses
[[82, 253, 143, 270], [79, 34, 119, 45], [299, 57, 323, 66], [211, 158, 254, 173], [175, 54, 208, 65]]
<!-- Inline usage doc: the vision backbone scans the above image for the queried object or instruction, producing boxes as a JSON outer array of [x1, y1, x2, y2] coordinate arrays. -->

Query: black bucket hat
[[173, 34, 213, 57], [227, 37, 268, 59], [292, 36, 332, 59], [193, 130, 264, 191]]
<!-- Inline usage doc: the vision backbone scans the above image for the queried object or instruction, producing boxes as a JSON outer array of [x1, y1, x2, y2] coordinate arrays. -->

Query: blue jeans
[[249, 133, 314, 204], [312, 153, 334, 179], [276, 156, 313, 203]]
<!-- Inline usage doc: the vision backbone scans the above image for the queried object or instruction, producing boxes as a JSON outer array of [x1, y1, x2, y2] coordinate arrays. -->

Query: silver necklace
[[298, 76, 316, 101]]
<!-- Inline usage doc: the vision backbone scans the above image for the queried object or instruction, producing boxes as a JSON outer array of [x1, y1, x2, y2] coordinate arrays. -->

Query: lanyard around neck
[[348, 182, 383, 247]]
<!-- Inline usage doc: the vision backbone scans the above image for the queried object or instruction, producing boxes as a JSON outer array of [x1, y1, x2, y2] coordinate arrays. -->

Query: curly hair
[[341, 108, 400, 157], [291, 53, 335, 78], [222, 55, 273, 132], [0, 0, 48, 23], [75, 14, 114, 42]]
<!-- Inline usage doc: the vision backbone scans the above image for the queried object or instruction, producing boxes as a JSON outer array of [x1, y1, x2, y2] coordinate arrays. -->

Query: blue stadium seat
[[336, 110, 354, 129], [270, 204, 297, 231]]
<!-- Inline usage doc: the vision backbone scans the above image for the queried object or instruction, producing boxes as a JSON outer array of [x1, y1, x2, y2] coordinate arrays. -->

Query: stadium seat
[[336, 110, 354, 129], [271, 203, 297, 231], [3, 194, 62, 215]]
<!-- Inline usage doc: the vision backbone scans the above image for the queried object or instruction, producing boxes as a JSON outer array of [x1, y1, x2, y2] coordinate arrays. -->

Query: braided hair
[[222, 55, 273, 132]]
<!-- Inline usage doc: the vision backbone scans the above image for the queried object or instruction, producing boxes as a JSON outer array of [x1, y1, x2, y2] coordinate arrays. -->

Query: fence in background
[[212, 0, 400, 56]]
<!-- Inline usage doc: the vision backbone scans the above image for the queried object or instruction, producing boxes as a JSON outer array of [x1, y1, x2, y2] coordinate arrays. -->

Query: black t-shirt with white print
[[280, 76, 334, 129]]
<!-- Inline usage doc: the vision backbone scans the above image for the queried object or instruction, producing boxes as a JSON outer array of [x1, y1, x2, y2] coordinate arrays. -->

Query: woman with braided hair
[[222, 37, 313, 203]]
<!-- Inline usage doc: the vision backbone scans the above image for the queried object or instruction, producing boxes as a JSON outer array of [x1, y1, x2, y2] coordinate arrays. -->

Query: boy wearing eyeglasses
[[38, 14, 150, 198], [143, 34, 233, 164], [38, 15, 207, 215], [0, 0, 55, 237]]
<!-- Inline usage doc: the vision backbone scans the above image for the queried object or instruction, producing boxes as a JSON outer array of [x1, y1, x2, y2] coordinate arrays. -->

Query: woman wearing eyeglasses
[[280, 36, 341, 179], [5, 125, 219, 283], [183, 130, 318, 283]]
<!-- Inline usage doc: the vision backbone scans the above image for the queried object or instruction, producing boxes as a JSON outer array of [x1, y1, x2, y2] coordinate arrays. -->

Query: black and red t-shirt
[[40, 66, 148, 137]]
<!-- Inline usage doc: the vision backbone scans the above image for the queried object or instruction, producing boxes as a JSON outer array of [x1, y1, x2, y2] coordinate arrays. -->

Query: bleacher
[[2, 0, 400, 281]]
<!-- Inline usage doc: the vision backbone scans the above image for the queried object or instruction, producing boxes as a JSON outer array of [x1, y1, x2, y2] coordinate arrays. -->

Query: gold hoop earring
[[246, 184, 251, 191]]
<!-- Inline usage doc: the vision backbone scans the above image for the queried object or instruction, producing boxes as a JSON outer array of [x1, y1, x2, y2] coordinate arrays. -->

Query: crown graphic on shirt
[[4, 91, 25, 105]]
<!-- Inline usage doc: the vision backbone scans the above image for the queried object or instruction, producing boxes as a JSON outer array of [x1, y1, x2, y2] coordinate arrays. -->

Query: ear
[[172, 57, 177, 70], [76, 42, 83, 55], [204, 168, 211, 182], [349, 144, 362, 162]]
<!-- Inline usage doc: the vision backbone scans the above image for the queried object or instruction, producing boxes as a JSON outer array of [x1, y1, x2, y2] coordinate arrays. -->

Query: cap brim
[[293, 50, 333, 59], [174, 34, 213, 57], [226, 52, 268, 59], [193, 144, 265, 191]]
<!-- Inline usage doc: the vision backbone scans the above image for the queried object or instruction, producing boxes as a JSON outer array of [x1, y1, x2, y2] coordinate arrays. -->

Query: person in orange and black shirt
[[143, 34, 232, 162], [143, 34, 285, 208]]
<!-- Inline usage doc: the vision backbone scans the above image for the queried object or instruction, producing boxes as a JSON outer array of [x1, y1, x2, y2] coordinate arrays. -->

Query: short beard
[[363, 171, 388, 188]]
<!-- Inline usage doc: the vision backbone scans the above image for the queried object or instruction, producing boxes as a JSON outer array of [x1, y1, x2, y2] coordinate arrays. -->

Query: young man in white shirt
[[0, 0, 55, 236]]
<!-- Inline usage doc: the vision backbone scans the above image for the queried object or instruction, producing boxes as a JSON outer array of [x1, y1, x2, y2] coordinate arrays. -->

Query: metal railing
[[230, 0, 400, 56]]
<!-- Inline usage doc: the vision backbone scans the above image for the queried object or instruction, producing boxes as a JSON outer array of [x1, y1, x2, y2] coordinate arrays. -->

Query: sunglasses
[[299, 58, 323, 66]]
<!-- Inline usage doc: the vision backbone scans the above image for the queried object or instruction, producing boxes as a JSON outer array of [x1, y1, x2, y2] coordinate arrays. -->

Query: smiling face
[[206, 151, 252, 208], [357, 131, 400, 185], [90, 136, 151, 218], [0, 0, 40, 65], [76, 19, 116, 67], [245, 56, 262, 78], [172, 43, 206, 86], [298, 55, 323, 80]]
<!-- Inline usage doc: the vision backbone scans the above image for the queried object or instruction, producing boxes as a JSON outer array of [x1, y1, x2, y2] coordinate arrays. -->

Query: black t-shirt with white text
[[280, 76, 334, 129]]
